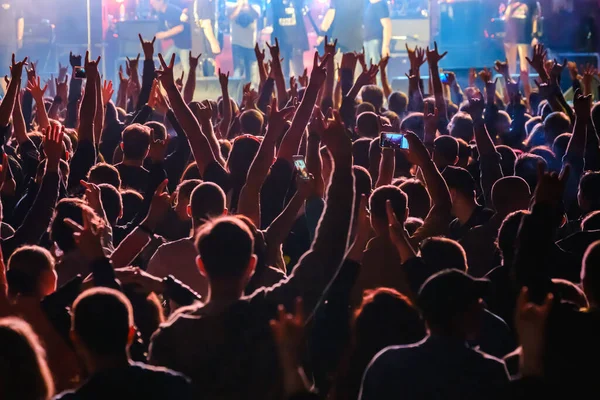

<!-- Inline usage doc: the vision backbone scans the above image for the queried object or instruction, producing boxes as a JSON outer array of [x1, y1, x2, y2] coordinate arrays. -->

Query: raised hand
[[41, 124, 65, 172], [64, 207, 106, 262], [139, 34, 156, 59], [323, 36, 338, 55], [467, 97, 485, 121], [267, 97, 295, 134], [126, 53, 141, 73], [567, 61, 581, 82], [70, 51, 82, 68], [494, 59, 510, 79], [401, 130, 431, 167], [573, 89, 592, 119], [55, 74, 69, 101], [426, 41, 447, 65], [218, 68, 229, 90], [189, 52, 202, 72], [386, 200, 409, 245], [254, 43, 266, 65], [266, 38, 281, 62], [379, 54, 390, 72], [356, 47, 367, 71], [10, 54, 28, 81], [478, 67, 493, 84], [191, 100, 214, 124], [321, 110, 351, 162], [424, 103, 440, 133], [533, 162, 570, 209], [102, 80, 114, 105], [309, 105, 327, 137], [156, 53, 176, 89], [309, 51, 330, 88], [289, 76, 298, 100], [26, 61, 37, 83], [26, 76, 48, 99], [144, 179, 171, 230], [355, 63, 379, 88], [58, 62, 69, 81], [81, 180, 103, 214], [175, 71, 185, 91], [582, 63, 597, 90], [549, 58, 567, 83], [525, 44, 548, 78], [406, 44, 426, 72], [340, 53, 358, 74], [506, 77, 521, 103], [148, 79, 170, 114], [84, 51, 102, 80]]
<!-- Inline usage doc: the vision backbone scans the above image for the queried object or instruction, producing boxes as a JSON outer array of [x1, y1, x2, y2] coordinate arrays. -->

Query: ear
[[187, 204, 192, 218], [120, 142, 124, 151], [223, 208, 228, 216], [196, 255, 207, 277], [245, 254, 258, 281], [453, 156, 459, 166], [127, 326, 136, 346]]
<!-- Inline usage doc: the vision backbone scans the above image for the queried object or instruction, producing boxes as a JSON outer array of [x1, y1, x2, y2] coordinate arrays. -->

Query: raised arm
[[266, 39, 288, 109], [78, 52, 101, 145], [322, 37, 337, 105], [184, 52, 201, 104], [563, 91, 591, 184], [277, 52, 330, 164], [93, 76, 105, 144], [379, 55, 392, 99], [157, 53, 217, 175], [307, 107, 325, 197], [137, 35, 157, 110], [262, 112, 354, 317], [26, 76, 50, 130], [254, 44, 267, 88], [0, 55, 27, 128], [426, 42, 449, 123], [217, 69, 231, 138], [238, 99, 294, 226]]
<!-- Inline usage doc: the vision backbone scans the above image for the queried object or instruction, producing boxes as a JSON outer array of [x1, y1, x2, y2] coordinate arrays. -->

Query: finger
[[152, 36, 156, 45], [294, 297, 304, 324], [158, 53, 167, 68], [313, 51, 319, 68], [64, 218, 84, 233], [277, 304, 286, 323], [386, 200, 399, 226], [139, 33, 144, 43], [169, 54, 176, 68], [155, 179, 169, 195]]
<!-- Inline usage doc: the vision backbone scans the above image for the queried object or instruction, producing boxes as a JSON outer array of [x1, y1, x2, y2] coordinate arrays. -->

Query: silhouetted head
[[491, 176, 531, 215]]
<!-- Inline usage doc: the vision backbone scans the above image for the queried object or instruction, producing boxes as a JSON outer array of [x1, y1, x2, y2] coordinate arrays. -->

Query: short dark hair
[[552, 133, 571, 161], [356, 112, 379, 138], [360, 85, 384, 111], [434, 136, 459, 167], [176, 179, 203, 206], [190, 182, 226, 223], [530, 146, 559, 172], [195, 216, 254, 279], [442, 166, 475, 198], [399, 179, 430, 220], [369, 185, 408, 222], [120, 189, 143, 224], [356, 102, 377, 116], [227, 135, 261, 180], [400, 113, 425, 141], [420, 237, 468, 274], [88, 162, 122, 189], [98, 184, 123, 225], [388, 91, 408, 116], [145, 121, 167, 141], [515, 153, 546, 191], [51, 199, 95, 252], [497, 210, 529, 265], [448, 112, 474, 142], [121, 124, 151, 161], [72, 287, 133, 355], [544, 111, 571, 144], [496, 145, 517, 177], [353, 165, 373, 198], [7, 246, 55, 297], [579, 172, 600, 211], [240, 109, 264, 136]]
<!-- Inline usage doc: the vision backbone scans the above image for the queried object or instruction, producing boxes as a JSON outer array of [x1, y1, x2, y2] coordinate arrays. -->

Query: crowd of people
[[0, 20, 599, 400]]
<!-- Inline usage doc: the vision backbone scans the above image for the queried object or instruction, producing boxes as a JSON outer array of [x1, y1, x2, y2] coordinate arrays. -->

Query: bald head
[[492, 176, 531, 215]]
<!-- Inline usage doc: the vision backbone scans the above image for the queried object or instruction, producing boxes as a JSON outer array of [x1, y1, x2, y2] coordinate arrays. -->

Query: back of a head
[[369, 185, 408, 224], [496, 145, 517, 176], [491, 176, 531, 215], [497, 210, 529, 265], [524, 123, 546, 149], [98, 184, 123, 225], [51, 199, 94, 253], [399, 179, 431, 220], [448, 112, 474, 142], [228, 135, 261, 181], [552, 133, 571, 161], [456, 138, 471, 168], [145, 121, 167, 141], [433, 136, 459, 168], [582, 211, 600, 231], [530, 146, 559, 172], [420, 237, 468, 274], [7, 246, 56, 298], [360, 85, 384, 111], [354, 288, 425, 351], [353, 166, 373, 199], [120, 190, 143, 224], [515, 153, 546, 192], [355, 101, 376, 117], [88, 162, 122, 189], [195, 216, 254, 280], [526, 116, 542, 136], [72, 288, 133, 355], [579, 172, 600, 212], [388, 91, 408, 117], [543, 111, 571, 145], [400, 113, 425, 141], [353, 138, 372, 169], [240, 109, 264, 136], [356, 112, 379, 138], [442, 166, 475, 199], [176, 179, 203, 207], [190, 182, 226, 223], [121, 124, 151, 161], [583, 241, 600, 306], [495, 111, 512, 141], [0, 317, 54, 400], [551, 278, 588, 309]]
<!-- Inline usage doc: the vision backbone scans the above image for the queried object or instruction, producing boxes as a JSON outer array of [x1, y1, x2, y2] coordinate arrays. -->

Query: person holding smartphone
[[150, 0, 193, 76]]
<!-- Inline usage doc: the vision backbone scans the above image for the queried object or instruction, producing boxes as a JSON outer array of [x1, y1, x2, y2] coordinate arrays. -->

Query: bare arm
[[12, 90, 29, 145], [0, 56, 26, 127], [78, 53, 101, 145], [266, 39, 289, 109], [375, 147, 394, 188], [426, 42, 448, 121], [379, 56, 392, 99], [184, 53, 201, 104], [93, 75, 104, 144], [381, 17, 392, 57], [217, 70, 231, 139]]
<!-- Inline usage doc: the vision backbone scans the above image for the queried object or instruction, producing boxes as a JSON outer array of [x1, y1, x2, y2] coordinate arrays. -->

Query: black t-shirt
[[271, 0, 309, 51], [55, 362, 193, 400], [159, 4, 192, 49], [448, 205, 494, 240], [116, 163, 150, 194], [363, 0, 390, 42], [330, 0, 364, 52]]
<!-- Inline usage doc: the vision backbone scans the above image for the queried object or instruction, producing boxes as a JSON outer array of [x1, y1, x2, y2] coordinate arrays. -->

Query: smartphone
[[380, 132, 409, 150], [74, 66, 86, 79], [439, 72, 449, 84], [293, 155, 310, 180]]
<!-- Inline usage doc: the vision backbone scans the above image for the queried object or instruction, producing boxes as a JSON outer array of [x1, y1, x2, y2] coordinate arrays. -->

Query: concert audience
[[0, 25, 598, 400]]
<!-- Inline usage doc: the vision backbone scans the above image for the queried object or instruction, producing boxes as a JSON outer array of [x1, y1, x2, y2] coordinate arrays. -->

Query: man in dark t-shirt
[[271, 0, 308, 78], [151, 0, 192, 75], [317, 0, 364, 53], [363, 0, 391, 66]]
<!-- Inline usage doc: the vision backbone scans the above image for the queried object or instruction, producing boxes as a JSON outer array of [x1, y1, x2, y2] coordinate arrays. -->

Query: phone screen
[[293, 156, 310, 180], [74, 67, 86, 79], [380, 132, 409, 150]]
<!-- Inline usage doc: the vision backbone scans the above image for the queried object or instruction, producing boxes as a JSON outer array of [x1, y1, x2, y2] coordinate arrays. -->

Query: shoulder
[[471, 347, 510, 377], [130, 361, 190, 383], [368, 338, 428, 370]]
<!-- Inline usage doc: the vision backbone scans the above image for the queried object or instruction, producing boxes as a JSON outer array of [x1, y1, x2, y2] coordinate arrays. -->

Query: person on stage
[[363, 0, 392, 65], [0, 0, 24, 77], [503, 0, 542, 75], [228, 0, 261, 82], [271, 0, 308, 78], [150, 0, 193, 75], [193, 0, 222, 60], [316, 0, 364, 54]]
